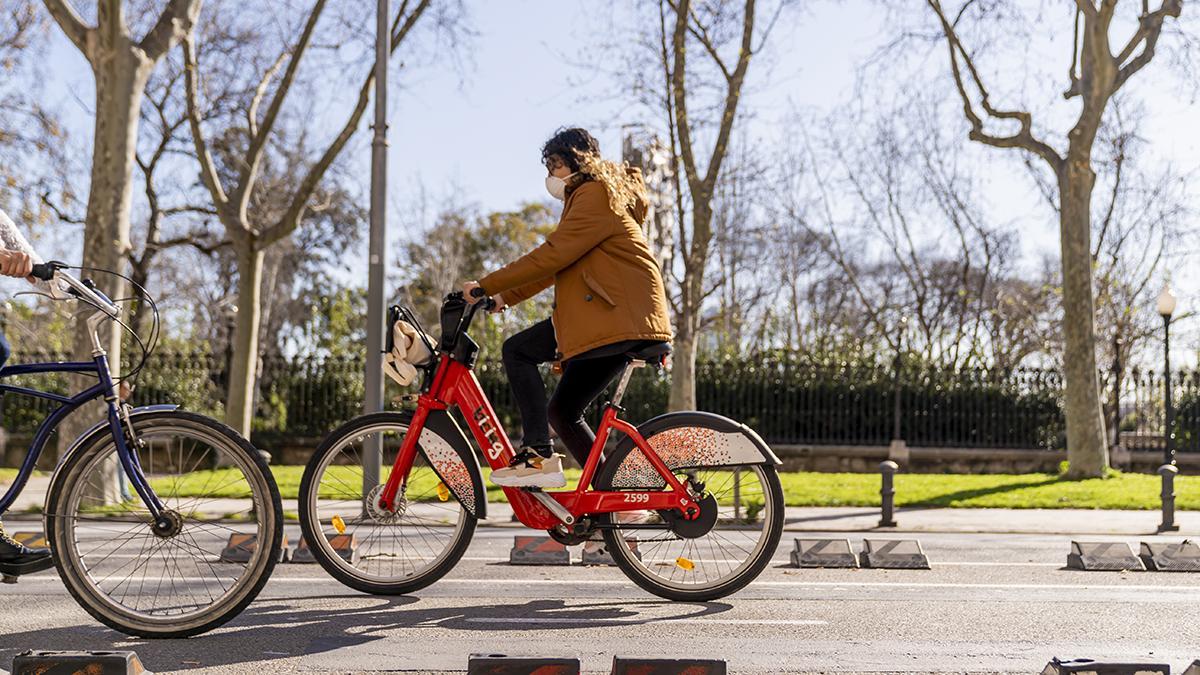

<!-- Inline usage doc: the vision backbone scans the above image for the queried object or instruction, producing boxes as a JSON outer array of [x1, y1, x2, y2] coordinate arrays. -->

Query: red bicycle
[[298, 291, 784, 601]]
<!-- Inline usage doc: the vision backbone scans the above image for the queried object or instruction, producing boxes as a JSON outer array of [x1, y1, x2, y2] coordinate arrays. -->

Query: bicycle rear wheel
[[298, 412, 476, 595], [595, 414, 784, 601], [44, 410, 282, 638]]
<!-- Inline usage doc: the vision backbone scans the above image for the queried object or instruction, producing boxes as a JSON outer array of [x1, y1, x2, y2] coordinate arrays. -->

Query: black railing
[[0, 349, 1194, 453]]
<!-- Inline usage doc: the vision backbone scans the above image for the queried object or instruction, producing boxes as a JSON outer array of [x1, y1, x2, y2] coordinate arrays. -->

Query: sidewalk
[[6, 475, 1197, 535], [475, 503, 1200, 536]]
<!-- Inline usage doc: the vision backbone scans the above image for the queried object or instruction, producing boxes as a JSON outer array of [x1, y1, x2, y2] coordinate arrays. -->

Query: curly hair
[[541, 127, 646, 215]]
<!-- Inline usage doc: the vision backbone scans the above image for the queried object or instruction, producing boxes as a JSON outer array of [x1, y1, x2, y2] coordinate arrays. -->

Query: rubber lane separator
[[1066, 541, 1145, 571], [467, 653, 579, 675], [1139, 540, 1200, 572], [790, 538, 859, 568], [509, 536, 571, 566], [860, 539, 931, 569]]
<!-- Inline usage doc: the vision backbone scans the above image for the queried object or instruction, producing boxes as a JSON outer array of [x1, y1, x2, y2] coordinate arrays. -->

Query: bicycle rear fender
[[608, 411, 781, 489], [418, 409, 488, 520]]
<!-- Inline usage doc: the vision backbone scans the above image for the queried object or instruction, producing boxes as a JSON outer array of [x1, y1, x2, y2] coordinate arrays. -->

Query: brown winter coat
[[479, 171, 673, 360]]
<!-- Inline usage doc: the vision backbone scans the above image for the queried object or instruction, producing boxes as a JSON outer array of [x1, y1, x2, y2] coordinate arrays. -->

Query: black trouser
[[501, 319, 630, 469]]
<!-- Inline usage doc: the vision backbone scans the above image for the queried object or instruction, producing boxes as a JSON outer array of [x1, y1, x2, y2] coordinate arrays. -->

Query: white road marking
[[13, 576, 1200, 592], [933, 562, 1061, 567], [463, 617, 827, 626], [464, 556, 1061, 567]]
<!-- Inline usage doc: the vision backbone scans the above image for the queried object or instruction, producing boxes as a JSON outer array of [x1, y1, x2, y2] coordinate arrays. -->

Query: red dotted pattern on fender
[[419, 429, 478, 516], [611, 426, 757, 489]]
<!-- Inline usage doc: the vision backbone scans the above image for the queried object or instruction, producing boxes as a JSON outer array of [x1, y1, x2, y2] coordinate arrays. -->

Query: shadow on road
[[2, 596, 733, 672]]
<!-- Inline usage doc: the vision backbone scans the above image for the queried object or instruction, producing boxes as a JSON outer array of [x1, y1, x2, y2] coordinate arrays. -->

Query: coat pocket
[[582, 270, 617, 307]]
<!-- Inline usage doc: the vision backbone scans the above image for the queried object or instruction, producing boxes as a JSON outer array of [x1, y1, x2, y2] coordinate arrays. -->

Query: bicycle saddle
[[625, 341, 671, 364]]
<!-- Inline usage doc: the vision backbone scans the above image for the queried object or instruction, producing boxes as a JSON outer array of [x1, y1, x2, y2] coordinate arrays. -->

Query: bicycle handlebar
[[29, 261, 62, 281], [29, 262, 120, 318]]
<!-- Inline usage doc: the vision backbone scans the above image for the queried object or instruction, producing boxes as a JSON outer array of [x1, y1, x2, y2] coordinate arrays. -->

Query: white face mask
[[545, 172, 576, 201]]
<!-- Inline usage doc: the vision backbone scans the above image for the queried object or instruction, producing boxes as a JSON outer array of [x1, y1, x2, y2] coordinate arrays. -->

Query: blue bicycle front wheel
[[44, 410, 282, 638]]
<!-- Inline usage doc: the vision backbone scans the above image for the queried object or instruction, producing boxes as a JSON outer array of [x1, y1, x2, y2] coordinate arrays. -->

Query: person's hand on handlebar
[[0, 249, 35, 284], [461, 281, 505, 313]]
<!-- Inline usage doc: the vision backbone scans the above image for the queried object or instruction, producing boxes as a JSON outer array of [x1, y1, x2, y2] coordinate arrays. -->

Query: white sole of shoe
[[490, 474, 568, 489]]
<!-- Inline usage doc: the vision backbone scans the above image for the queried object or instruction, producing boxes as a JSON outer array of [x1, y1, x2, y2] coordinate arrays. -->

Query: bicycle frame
[[377, 353, 699, 531], [0, 354, 164, 518]]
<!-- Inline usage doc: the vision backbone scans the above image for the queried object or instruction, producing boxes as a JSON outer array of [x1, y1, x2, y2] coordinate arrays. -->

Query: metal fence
[[0, 349, 1194, 453]]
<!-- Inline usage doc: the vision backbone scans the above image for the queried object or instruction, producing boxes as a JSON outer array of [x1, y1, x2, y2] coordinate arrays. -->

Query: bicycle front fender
[[51, 404, 180, 471], [43, 404, 180, 510], [418, 409, 488, 520]]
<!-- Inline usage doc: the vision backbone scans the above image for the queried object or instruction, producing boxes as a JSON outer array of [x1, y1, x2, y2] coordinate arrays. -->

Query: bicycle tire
[[595, 413, 785, 602], [298, 411, 477, 595], [44, 410, 283, 638]]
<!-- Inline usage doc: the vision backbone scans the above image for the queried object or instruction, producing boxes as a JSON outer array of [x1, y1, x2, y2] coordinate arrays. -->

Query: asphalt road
[[1, 526, 1198, 674]]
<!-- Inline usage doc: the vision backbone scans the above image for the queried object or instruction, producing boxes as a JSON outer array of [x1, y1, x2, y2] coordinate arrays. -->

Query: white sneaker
[[490, 451, 567, 488]]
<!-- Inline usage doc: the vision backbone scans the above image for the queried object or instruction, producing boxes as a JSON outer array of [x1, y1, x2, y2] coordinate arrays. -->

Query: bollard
[[1157, 464, 1180, 533], [879, 460, 898, 528]]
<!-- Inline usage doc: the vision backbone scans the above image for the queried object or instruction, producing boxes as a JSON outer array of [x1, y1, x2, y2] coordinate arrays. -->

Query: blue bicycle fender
[[52, 404, 180, 471], [418, 409, 488, 520]]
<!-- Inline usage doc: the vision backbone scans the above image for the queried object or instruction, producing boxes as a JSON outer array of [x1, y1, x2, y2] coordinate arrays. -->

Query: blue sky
[[30, 1, 1200, 355]]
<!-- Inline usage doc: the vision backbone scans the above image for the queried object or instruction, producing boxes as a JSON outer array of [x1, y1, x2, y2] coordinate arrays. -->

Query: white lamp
[[1157, 284, 1177, 318]]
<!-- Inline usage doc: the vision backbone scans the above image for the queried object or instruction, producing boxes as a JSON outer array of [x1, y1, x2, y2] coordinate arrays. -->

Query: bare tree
[[182, 0, 446, 436], [780, 107, 1025, 369], [42, 0, 203, 386], [925, 0, 1184, 477], [658, 0, 788, 410], [128, 56, 226, 339]]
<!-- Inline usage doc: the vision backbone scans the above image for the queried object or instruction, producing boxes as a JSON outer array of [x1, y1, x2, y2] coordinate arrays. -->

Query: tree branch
[[703, 0, 756, 189], [927, 0, 1062, 169], [670, 0, 701, 192], [139, 0, 203, 62], [41, 0, 92, 60], [263, 0, 432, 246], [40, 191, 84, 225], [182, 38, 230, 210], [234, 0, 329, 223], [668, 0, 732, 82], [1112, 0, 1182, 92], [247, 52, 288, 140]]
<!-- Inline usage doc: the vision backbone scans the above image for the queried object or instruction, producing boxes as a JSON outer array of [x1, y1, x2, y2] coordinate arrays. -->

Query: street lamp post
[[1156, 284, 1177, 467], [1155, 283, 1179, 533], [363, 0, 390, 503]]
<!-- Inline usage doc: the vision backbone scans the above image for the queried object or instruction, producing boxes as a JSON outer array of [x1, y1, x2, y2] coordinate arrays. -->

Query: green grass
[[147, 466, 1200, 511], [0, 469, 18, 482], [777, 471, 1200, 510]]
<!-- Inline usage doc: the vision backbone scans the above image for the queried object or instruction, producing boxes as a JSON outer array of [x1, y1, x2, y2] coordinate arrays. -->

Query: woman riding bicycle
[[0, 207, 53, 571], [464, 127, 672, 488]]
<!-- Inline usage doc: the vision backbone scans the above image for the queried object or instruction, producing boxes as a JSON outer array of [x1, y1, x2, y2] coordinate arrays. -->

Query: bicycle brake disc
[[660, 493, 719, 539]]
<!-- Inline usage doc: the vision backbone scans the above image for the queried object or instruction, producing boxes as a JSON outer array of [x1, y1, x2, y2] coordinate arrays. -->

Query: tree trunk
[[669, 239, 705, 410], [670, 317, 698, 411], [58, 41, 151, 465], [225, 243, 264, 437], [1058, 159, 1109, 477]]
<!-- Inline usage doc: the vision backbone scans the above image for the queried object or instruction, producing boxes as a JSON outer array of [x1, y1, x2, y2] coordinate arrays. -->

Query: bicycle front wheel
[[298, 411, 476, 595], [44, 410, 282, 638]]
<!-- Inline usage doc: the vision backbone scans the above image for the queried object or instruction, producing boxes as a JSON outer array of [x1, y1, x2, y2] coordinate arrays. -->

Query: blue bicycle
[[0, 262, 282, 638]]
